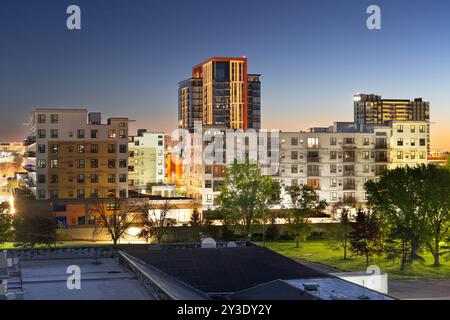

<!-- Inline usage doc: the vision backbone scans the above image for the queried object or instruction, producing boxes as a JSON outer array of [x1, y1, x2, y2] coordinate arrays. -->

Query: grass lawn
[[257, 240, 450, 280], [0, 241, 109, 249]]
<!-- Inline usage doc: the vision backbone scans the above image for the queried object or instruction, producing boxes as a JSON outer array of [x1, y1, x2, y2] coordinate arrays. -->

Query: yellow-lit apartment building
[[23, 109, 130, 200]]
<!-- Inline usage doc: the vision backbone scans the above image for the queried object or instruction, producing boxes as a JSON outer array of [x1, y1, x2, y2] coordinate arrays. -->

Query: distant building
[[0, 142, 25, 154], [23, 109, 129, 200], [128, 129, 165, 192], [178, 57, 261, 131]]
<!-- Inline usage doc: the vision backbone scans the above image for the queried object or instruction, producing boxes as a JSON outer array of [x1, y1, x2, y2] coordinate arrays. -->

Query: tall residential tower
[[178, 57, 261, 131]]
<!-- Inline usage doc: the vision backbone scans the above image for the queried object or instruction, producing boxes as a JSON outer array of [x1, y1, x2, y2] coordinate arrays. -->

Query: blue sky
[[0, 0, 449, 149]]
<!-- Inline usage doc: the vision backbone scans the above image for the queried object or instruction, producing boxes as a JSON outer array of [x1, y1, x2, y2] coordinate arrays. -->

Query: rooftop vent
[[201, 238, 217, 249], [303, 283, 320, 291]]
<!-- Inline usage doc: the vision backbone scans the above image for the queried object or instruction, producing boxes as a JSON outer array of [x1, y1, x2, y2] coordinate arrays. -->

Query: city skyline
[[1, 0, 450, 150]]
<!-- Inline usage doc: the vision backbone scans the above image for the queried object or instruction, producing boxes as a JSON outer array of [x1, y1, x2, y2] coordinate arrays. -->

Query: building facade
[[354, 93, 430, 124], [128, 129, 165, 192], [178, 57, 261, 131], [278, 121, 429, 209], [23, 109, 129, 200]]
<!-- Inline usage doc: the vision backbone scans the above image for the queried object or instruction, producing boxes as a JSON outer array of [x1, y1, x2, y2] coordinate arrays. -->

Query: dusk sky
[[1, 0, 449, 150]]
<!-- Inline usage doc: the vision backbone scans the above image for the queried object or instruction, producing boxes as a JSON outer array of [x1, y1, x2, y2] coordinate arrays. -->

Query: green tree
[[331, 198, 356, 260], [365, 166, 429, 270], [349, 209, 383, 266], [284, 184, 327, 248], [216, 161, 280, 240], [419, 165, 450, 266], [0, 202, 14, 243]]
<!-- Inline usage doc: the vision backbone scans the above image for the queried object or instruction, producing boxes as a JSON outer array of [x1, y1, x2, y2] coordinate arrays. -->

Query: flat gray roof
[[15, 258, 154, 300]]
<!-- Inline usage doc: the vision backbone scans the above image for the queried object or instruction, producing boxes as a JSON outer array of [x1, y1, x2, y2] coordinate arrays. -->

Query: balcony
[[343, 183, 356, 190], [343, 170, 355, 176], [26, 151, 36, 158], [23, 164, 36, 172], [375, 143, 388, 149], [24, 136, 36, 146]]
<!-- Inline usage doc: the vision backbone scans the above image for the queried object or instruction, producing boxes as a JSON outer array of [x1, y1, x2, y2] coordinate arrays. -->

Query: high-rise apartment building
[[23, 109, 129, 200], [128, 129, 165, 192], [178, 57, 261, 131], [354, 93, 430, 124]]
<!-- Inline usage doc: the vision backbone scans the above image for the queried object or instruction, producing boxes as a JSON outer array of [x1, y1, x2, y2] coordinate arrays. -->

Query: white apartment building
[[128, 129, 165, 192], [182, 121, 428, 212], [23, 109, 129, 200], [278, 121, 429, 209]]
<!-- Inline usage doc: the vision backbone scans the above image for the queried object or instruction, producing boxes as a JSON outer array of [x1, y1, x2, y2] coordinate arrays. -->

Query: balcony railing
[[24, 136, 36, 146], [343, 183, 356, 190], [23, 164, 36, 172], [307, 157, 320, 163]]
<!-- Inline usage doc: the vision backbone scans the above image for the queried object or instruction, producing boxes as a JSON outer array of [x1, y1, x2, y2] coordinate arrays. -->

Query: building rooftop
[[14, 257, 154, 300]]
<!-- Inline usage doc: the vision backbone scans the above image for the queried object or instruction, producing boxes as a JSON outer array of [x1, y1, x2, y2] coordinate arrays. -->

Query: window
[[397, 138, 403, 146], [410, 151, 416, 160], [77, 144, 85, 153], [38, 114, 46, 123], [50, 190, 58, 199], [119, 189, 127, 198], [307, 137, 319, 148], [307, 179, 320, 189], [330, 164, 337, 173], [363, 164, 370, 173], [410, 125, 415, 133], [77, 159, 85, 168], [91, 130, 98, 138], [420, 151, 426, 159], [330, 137, 337, 146], [330, 178, 337, 187], [37, 174, 46, 183], [344, 137, 355, 145], [410, 138, 416, 146], [37, 189, 46, 199], [77, 216, 86, 225], [291, 151, 298, 160], [50, 159, 59, 168], [119, 159, 127, 168], [90, 144, 98, 153], [291, 137, 298, 145], [119, 144, 127, 153], [77, 174, 85, 184], [119, 130, 126, 139], [50, 129, 58, 138], [330, 192, 337, 201], [51, 175, 58, 183], [50, 114, 58, 123], [419, 125, 425, 133], [90, 159, 98, 168], [91, 174, 99, 183], [291, 165, 298, 174], [307, 165, 320, 176], [108, 189, 116, 197], [420, 138, 426, 146], [158, 140, 163, 147], [397, 124, 403, 133], [108, 174, 116, 183], [88, 216, 96, 225], [38, 129, 46, 138], [363, 151, 370, 159], [397, 151, 403, 159], [363, 137, 370, 146], [119, 174, 127, 183], [38, 144, 46, 153], [76, 129, 84, 138], [50, 144, 58, 153], [108, 144, 116, 153], [37, 159, 47, 168], [108, 160, 116, 168], [108, 129, 116, 138], [91, 189, 98, 198], [330, 151, 337, 160], [205, 180, 212, 188], [77, 189, 85, 198]]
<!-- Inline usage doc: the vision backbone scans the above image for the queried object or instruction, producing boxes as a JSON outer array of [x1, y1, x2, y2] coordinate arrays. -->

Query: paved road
[[389, 279, 450, 300]]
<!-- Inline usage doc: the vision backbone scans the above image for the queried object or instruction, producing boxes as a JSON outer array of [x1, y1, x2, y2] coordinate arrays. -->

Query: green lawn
[[0, 241, 108, 249], [257, 240, 450, 280]]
